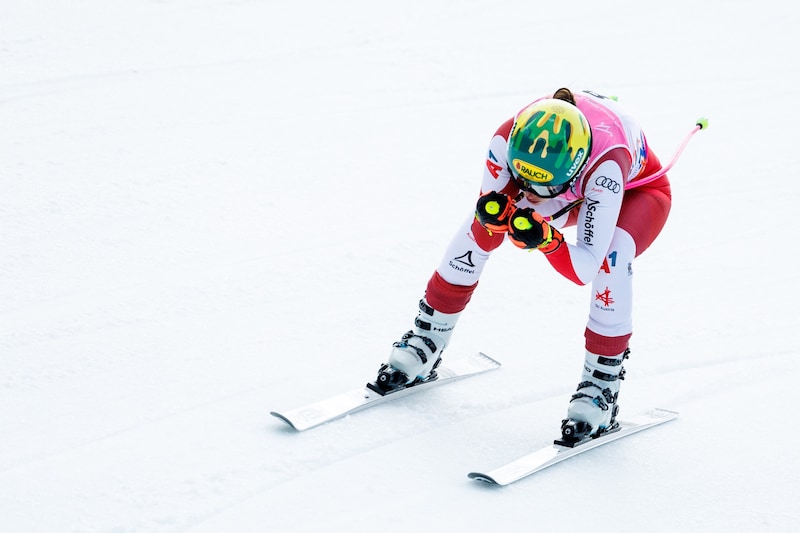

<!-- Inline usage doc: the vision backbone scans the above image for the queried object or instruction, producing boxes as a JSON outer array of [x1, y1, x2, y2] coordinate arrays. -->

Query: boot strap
[[393, 331, 438, 364]]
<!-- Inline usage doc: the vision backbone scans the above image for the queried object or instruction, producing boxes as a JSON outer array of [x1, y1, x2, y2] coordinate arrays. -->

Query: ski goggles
[[510, 167, 571, 199]]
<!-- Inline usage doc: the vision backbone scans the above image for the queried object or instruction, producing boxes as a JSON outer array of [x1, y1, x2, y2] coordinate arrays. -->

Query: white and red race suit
[[421, 90, 672, 356]]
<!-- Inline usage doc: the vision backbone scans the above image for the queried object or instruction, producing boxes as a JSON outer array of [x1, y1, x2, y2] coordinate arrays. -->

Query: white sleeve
[[562, 159, 625, 284]]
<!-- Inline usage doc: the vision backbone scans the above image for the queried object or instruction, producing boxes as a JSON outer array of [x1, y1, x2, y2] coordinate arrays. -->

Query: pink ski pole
[[626, 117, 709, 189]]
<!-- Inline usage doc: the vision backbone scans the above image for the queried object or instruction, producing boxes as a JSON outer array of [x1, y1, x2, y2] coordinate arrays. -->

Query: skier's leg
[[375, 215, 503, 390], [563, 227, 635, 439]]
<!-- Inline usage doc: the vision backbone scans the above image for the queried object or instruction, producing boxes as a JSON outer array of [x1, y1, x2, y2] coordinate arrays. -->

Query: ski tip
[[270, 411, 300, 431], [475, 351, 502, 368], [467, 472, 501, 485]]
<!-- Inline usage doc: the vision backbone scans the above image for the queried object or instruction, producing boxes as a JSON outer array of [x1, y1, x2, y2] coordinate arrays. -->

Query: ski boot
[[370, 298, 461, 395], [556, 348, 629, 447]]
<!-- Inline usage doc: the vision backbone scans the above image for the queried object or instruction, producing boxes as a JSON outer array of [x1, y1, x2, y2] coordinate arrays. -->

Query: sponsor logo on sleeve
[[594, 176, 621, 193], [449, 251, 476, 274], [582, 198, 599, 246], [486, 150, 503, 179]]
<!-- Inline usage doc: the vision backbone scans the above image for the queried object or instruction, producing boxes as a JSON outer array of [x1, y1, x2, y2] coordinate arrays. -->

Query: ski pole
[[626, 117, 708, 189]]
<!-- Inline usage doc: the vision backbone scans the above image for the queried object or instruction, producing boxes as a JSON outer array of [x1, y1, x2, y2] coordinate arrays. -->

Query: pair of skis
[[270, 352, 678, 486]]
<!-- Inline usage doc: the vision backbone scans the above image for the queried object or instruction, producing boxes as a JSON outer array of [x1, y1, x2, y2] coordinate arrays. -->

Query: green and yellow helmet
[[507, 98, 592, 198]]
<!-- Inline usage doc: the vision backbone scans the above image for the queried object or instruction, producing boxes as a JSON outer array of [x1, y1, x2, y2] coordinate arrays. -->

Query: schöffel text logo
[[582, 198, 599, 246]]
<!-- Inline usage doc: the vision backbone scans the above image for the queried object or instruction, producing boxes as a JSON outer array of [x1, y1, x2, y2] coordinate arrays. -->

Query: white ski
[[468, 408, 679, 486], [271, 352, 501, 431]]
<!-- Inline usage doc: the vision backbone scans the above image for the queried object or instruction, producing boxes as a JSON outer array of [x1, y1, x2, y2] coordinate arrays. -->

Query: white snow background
[[2, 1, 798, 531]]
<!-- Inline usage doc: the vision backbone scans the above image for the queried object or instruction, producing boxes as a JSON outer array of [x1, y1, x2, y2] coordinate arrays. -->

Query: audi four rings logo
[[595, 176, 621, 193]]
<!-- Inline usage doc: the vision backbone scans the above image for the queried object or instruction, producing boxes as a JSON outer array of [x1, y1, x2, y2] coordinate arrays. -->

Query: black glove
[[475, 191, 515, 233], [507, 208, 564, 254]]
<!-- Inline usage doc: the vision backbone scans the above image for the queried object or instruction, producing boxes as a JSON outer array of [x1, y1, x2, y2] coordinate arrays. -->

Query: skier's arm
[[544, 159, 625, 285]]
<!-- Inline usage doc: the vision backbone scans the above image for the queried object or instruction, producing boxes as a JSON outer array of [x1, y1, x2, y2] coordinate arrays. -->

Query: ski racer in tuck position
[[371, 87, 673, 444]]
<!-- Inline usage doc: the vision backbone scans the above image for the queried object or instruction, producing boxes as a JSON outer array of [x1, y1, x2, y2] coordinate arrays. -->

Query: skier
[[372, 87, 672, 443]]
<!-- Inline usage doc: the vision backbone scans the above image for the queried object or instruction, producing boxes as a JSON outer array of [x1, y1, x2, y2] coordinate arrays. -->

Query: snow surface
[[2, 1, 798, 531]]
